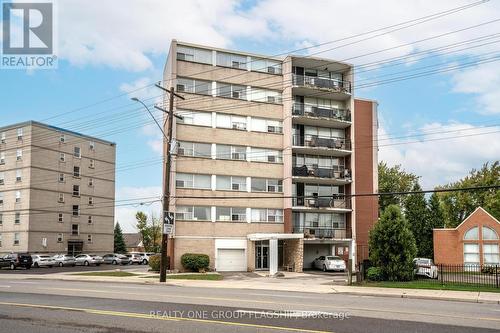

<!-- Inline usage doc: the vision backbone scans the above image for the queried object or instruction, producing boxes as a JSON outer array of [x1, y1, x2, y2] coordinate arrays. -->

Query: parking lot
[[0, 263, 150, 275]]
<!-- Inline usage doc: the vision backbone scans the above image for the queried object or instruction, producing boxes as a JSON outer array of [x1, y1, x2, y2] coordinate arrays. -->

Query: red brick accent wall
[[433, 208, 500, 265], [353, 99, 379, 263]]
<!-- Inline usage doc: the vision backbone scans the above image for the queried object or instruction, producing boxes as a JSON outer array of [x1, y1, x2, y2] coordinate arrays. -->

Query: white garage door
[[217, 249, 246, 271]]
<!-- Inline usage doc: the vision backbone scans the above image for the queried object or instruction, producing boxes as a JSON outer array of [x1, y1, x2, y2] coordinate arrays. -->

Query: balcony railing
[[293, 227, 352, 239], [292, 103, 351, 122], [293, 135, 351, 150], [293, 195, 350, 209], [292, 165, 351, 180], [293, 74, 352, 94]]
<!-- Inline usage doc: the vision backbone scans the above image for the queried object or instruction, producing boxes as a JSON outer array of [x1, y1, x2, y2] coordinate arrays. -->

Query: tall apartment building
[[163, 40, 378, 272], [0, 121, 116, 255]]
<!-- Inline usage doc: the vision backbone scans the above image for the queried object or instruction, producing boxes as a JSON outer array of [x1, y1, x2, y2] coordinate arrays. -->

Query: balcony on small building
[[292, 164, 351, 185], [292, 103, 351, 128], [292, 194, 351, 212], [293, 227, 352, 239], [292, 134, 351, 156]]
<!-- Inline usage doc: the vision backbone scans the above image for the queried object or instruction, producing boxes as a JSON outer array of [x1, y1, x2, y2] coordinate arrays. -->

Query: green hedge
[[366, 267, 384, 281], [181, 253, 210, 272], [149, 254, 169, 272]]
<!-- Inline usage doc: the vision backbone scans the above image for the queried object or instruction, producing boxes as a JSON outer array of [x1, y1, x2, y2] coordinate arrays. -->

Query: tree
[[369, 205, 417, 281], [437, 161, 500, 227], [426, 193, 445, 259], [135, 211, 162, 252], [404, 183, 431, 258], [378, 162, 420, 213], [114, 222, 127, 254]]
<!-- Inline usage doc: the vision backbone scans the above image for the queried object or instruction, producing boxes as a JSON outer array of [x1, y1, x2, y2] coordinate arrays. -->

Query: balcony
[[292, 103, 351, 125], [293, 227, 352, 239], [292, 74, 351, 100], [292, 165, 351, 185], [293, 195, 351, 210], [293, 135, 351, 156]]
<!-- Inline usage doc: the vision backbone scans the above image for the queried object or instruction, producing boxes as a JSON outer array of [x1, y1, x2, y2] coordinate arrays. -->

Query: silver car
[[102, 254, 130, 265], [52, 254, 76, 267], [313, 255, 346, 272], [74, 254, 103, 266], [31, 254, 56, 268], [126, 253, 143, 265]]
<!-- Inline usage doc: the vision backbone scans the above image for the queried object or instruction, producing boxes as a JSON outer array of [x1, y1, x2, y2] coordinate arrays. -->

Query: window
[[483, 244, 500, 265], [0, 132, 5, 143], [72, 205, 79, 216], [88, 197, 94, 205], [58, 173, 65, 182], [13, 232, 19, 245], [73, 185, 80, 196], [175, 206, 211, 221], [60, 134, 66, 143], [216, 114, 247, 130], [15, 169, 22, 182], [87, 234, 92, 243], [176, 77, 212, 95], [71, 224, 79, 236], [89, 159, 95, 168], [14, 212, 20, 224], [176, 45, 212, 64], [57, 233, 63, 243], [89, 141, 95, 150], [74, 147, 81, 158], [15, 191, 21, 203], [58, 193, 64, 203], [16, 149, 22, 161], [88, 216, 93, 224], [0, 172, 4, 185], [216, 145, 246, 160], [216, 176, 247, 191], [73, 166, 80, 177], [216, 207, 246, 221], [250, 88, 282, 104], [251, 208, 267, 222], [0, 193, 3, 205], [58, 213, 63, 223], [88, 178, 94, 187], [251, 57, 282, 74], [17, 128, 23, 140], [0, 152, 4, 164], [482, 226, 499, 240], [250, 148, 282, 163], [267, 209, 283, 222], [177, 141, 212, 158], [179, 111, 212, 127], [464, 227, 479, 240], [175, 173, 211, 189], [250, 118, 283, 134], [59, 153, 65, 162], [216, 83, 246, 100], [216, 52, 247, 69], [464, 243, 480, 266]]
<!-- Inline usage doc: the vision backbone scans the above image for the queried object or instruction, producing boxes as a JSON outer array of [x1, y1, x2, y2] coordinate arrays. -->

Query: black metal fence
[[358, 262, 500, 289]]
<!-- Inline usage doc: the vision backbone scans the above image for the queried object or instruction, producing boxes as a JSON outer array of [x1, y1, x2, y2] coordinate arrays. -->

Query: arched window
[[464, 227, 479, 240], [482, 226, 499, 240]]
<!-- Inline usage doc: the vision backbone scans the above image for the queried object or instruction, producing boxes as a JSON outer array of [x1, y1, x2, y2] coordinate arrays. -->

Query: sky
[[1, 0, 499, 232]]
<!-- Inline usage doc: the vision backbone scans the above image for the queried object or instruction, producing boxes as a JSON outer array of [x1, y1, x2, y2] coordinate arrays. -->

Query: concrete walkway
[[1, 270, 499, 304]]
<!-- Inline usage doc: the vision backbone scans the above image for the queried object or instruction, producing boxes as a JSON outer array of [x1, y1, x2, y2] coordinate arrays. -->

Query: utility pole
[[131, 84, 184, 283]]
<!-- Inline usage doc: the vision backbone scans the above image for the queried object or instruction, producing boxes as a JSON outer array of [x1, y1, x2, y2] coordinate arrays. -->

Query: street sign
[[163, 223, 174, 235], [164, 211, 174, 224]]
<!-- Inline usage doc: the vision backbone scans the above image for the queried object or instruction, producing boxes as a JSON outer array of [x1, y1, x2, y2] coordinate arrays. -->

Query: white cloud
[[378, 122, 500, 188], [115, 186, 162, 233]]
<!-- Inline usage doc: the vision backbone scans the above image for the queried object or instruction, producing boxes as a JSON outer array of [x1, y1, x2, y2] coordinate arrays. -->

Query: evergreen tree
[[404, 183, 431, 257], [114, 222, 127, 254], [369, 205, 417, 281]]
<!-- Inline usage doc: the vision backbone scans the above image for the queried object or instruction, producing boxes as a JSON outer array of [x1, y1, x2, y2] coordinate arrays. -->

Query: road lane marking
[[249, 293, 320, 299], [0, 285, 11, 288], [0, 301, 331, 333], [34, 286, 500, 323]]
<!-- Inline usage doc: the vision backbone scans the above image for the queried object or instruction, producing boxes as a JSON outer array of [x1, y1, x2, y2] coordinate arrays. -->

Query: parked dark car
[[0, 253, 33, 270]]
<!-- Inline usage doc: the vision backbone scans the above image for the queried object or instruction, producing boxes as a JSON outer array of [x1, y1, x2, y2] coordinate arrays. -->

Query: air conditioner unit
[[176, 180, 185, 188], [267, 155, 276, 163], [267, 185, 276, 192], [232, 153, 244, 160], [232, 61, 242, 68], [177, 53, 186, 60], [267, 96, 276, 103], [267, 66, 276, 74], [232, 91, 241, 99], [0, 180, 4, 185], [176, 84, 185, 92], [232, 183, 240, 190], [231, 214, 241, 221], [268, 215, 276, 222], [232, 123, 246, 130], [267, 126, 276, 133], [177, 147, 185, 155]]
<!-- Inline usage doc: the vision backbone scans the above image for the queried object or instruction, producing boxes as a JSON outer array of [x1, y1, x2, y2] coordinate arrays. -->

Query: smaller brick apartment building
[[434, 207, 500, 266]]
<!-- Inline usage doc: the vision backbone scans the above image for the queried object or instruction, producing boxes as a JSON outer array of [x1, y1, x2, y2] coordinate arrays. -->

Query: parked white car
[[413, 258, 438, 279], [52, 254, 76, 267], [130, 252, 156, 265], [31, 254, 56, 268], [313, 256, 346, 272], [74, 254, 103, 266]]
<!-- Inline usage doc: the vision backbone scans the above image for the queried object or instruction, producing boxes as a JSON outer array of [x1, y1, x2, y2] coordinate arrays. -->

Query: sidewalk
[[1, 271, 499, 304]]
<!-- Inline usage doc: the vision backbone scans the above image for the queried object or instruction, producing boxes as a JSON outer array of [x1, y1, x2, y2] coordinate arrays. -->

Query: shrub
[[148, 254, 169, 272], [366, 267, 384, 281], [181, 253, 210, 272]]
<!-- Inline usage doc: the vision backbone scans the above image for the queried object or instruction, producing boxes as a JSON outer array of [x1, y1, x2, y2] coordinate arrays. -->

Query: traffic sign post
[[163, 223, 174, 235], [164, 211, 174, 225]]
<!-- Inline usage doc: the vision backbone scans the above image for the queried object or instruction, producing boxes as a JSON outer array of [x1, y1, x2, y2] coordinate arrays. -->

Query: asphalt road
[[0, 263, 146, 275], [0, 279, 499, 332]]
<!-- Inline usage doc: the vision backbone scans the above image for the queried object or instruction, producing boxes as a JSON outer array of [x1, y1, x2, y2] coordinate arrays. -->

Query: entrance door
[[255, 241, 269, 270], [67, 241, 83, 256]]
